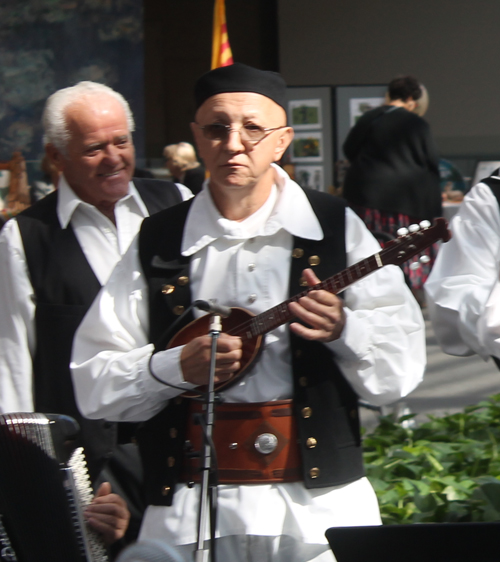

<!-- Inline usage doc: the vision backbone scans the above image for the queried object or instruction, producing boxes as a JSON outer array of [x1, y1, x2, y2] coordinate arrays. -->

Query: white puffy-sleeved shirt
[[425, 180, 500, 360], [72, 164, 425, 554], [0, 175, 192, 413]]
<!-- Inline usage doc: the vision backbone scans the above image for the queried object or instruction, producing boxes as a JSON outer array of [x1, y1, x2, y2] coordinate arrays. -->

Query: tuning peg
[[397, 227, 409, 237], [409, 261, 421, 270], [408, 224, 420, 233], [419, 220, 431, 229], [419, 255, 431, 264]]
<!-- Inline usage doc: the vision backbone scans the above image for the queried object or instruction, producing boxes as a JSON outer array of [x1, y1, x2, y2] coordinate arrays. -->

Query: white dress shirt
[[0, 175, 191, 413], [71, 165, 425, 554], [425, 179, 500, 360]]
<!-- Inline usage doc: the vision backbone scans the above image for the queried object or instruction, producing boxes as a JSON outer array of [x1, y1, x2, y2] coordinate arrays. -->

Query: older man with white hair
[[0, 81, 192, 542]]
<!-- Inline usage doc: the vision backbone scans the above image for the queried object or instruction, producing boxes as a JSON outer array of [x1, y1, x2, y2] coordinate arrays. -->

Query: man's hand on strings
[[288, 268, 346, 343], [180, 333, 242, 387]]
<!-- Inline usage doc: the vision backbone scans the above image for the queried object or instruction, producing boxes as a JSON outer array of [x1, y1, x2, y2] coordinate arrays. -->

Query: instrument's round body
[[167, 307, 263, 396]]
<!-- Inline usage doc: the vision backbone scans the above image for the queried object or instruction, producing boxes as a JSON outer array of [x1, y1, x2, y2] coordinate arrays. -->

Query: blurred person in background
[[342, 75, 442, 304], [164, 141, 205, 195]]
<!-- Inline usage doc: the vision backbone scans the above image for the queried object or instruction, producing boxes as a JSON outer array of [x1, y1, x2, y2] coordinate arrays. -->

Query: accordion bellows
[[0, 412, 108, 562]]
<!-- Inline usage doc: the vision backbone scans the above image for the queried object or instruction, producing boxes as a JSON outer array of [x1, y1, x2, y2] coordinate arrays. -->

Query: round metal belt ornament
[[254, 433, 278, 455]]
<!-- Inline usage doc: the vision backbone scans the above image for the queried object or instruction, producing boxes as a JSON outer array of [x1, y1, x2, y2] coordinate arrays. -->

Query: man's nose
[[225, 129, 245, 152], [102, 144, 121, 164]]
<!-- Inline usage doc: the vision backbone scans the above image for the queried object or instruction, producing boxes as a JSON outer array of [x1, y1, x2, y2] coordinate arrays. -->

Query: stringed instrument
[[167, 218, 451, 396]]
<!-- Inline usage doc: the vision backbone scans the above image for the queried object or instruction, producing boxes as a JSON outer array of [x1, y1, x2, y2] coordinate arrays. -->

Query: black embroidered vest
[[136, 188, 365, 506], [15, 178, 183, 480]]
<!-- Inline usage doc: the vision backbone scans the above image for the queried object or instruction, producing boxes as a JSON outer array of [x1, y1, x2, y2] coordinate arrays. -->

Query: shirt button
[[248, 263, 256, 271], [248, 294, 257, 303]]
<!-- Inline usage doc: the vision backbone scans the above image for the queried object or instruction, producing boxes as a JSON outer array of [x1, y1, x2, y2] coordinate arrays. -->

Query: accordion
[[0, 413, 108, 562]]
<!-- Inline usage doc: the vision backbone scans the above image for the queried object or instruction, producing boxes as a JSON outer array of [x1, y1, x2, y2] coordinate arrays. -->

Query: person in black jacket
[[342, 75, 442, 298]]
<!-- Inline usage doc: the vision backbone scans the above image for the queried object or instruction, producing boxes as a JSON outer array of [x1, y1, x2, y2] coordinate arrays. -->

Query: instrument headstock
[[380, 218, 451, 268]]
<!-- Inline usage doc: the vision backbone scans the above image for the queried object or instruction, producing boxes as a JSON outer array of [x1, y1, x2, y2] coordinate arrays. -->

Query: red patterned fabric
[[350, 204, 437, 290]]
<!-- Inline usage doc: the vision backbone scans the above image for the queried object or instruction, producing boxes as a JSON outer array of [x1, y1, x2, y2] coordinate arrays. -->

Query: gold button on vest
[[301, 406, 312, 418], [306, 437, 317, 448], [309, 467, 320, 479], [308, 255, 321, 266], [161, 284, 175, 295], [177, 276, 189, 286]]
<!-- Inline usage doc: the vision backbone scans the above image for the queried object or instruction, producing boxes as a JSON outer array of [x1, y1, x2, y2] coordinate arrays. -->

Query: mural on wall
[[0, 0, 145, 168]]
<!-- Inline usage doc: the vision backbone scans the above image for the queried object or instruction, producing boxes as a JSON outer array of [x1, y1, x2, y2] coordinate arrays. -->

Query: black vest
[[136, 188, 364, 506], [16, 178, 183, 480]]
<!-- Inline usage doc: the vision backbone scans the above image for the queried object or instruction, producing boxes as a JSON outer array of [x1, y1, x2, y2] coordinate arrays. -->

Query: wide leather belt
[[181, 399, 302, 484]]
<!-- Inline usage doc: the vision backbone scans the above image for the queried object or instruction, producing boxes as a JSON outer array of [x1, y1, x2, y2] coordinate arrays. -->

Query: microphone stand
[[193, 313, 221, 562]]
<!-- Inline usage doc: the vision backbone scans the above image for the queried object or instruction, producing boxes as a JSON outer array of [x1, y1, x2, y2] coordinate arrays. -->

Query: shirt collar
[[181, 163, 323, 256], [56, 175, 147, 228]]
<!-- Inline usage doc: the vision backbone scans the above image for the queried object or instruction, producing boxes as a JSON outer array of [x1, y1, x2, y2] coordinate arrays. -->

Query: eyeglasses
[[197, 123, 287, 144]]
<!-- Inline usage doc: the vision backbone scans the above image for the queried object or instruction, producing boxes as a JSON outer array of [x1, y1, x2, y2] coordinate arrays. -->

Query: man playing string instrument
[[72, 63, 426, 562]]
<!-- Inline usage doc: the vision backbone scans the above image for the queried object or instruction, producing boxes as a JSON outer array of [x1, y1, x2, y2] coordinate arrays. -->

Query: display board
[[334, 84, 387, 161], [285, 86, 333, 192]]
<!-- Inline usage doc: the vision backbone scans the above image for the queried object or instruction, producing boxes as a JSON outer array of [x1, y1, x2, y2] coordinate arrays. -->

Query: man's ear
[[273, 127, 294, 162], [45, 143, 65, 173]]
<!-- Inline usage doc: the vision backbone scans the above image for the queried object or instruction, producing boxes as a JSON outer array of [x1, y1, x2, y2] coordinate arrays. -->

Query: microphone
[[116, 539, 187, 562], [193, 299, 231, 318]]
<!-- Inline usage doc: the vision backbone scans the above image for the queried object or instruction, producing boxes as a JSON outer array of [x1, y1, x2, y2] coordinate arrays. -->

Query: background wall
[[143, 0, 278, 161], [0, 0, 145, 170], [278, 0, 500, 163]]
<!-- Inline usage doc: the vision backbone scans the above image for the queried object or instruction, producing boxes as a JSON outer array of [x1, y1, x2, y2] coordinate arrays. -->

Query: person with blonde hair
[[164, 141, 205, 194]]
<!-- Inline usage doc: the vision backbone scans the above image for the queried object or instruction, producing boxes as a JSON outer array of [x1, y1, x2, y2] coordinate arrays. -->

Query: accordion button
[[161, 486, 171, 496]]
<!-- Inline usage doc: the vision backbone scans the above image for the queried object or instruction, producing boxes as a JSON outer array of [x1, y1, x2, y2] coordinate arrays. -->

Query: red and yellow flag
[[211, 0, 233, 69]]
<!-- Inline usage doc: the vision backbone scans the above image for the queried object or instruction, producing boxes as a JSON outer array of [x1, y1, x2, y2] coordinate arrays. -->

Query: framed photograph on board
[[288, 99, 322, 130], [295, 166, 324, 190], [291, 131, 323, 162], [335, 85, 387, 160], [349, 97, 385, 127]]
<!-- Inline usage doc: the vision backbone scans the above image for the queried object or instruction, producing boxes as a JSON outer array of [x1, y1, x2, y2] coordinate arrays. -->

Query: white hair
[[42, 81, 135, 154]]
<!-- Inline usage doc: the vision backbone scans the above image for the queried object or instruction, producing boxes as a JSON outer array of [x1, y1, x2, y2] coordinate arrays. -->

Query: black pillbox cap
[[194, 63, 287, 110]]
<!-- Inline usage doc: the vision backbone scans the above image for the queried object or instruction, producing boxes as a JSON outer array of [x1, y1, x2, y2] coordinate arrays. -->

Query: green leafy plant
[[362, 394, 500, 524]]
